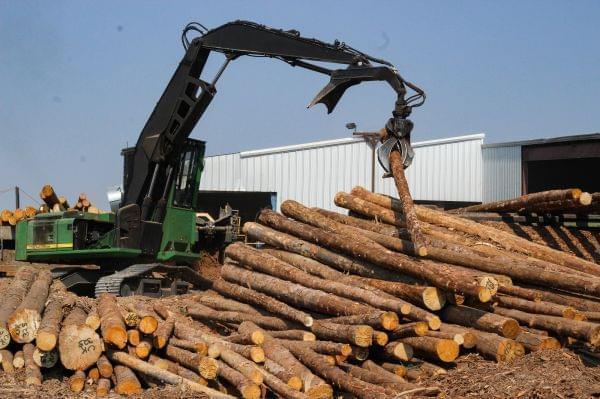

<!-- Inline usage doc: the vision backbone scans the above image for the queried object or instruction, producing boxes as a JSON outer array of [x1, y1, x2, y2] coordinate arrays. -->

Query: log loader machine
[[14, 20, 425, 297]]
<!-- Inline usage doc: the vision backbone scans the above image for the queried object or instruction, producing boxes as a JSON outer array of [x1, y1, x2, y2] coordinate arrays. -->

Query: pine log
[[36, 281, 66, 351], [85, 307, 101, 331], [58, 305, 103, 370], [98, 293, 127, 348], [388, 150, 428, 255], [165, 344, 217, 379], [207, 341, 264, 363], [284, 343, 395, 399], [153, 316, 175, 349], [495, 295, 577, 319], [440, 304, 521, 339], [209, 342, 264, 385], [439, 324, 477, 349], [221, 263, 375, 317], [255, 211, 493, 302], [0, 349, 13, 372], [388, 322, 429, 340], [108, 351, 234, 398], [266, 330, 316, 342], [320, 312, 399, 331], [32, 347, 58, 368], [69, 370, 86, 393], [315, 207, 407, 238], [88, 367, 100, 383], [379, 362, 408, 378], [113, 364, 143, 395], [348, 186, 600, 278], [425, 330, 464, 346], [12, 350, 24, 368], [398, 336, 458, 363], [381, 339, 414, 361], [120, 305, 140, 328], [97, 354, 113, 378], [193, 292, 261, 315], [8, 269, 53, 343], [186, 301, 297, 331], [169, 337, 209, 356], [515, 330, 561, 351], [473, 330, 523, 362], [277, 339, 352, 356], [135, 338, 153, 359], [238, 321, 332, 398], [226, 243, 412, 317], [341, 361, 437, 395], [494, 307, 600, 345], [215, 359, 261, 399], [39, 185, 60, 208], [263, 358, 304, 391], [23, 343, 42, 386], [361, 360, 410, 385], [97, 378, 111, 397], [499, 284, 600, 313], [125, 301, 159, 334], [212, 279, 313, 327], [0, 266, 38, 349], [127, 329, 141, 346], [258, 366, 307, 399], [310, 320, 373, 347], [452, 188, 584, 213], [148, 354, 208, 385], [357, 277, 446, 312]]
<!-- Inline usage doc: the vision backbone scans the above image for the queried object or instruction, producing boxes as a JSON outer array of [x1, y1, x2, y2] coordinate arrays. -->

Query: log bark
[[193, 292, 262, 315], [36, 280, 66, 351], [215, 359, 261, 399], [0, 266, 38, 349], [357, 277, 446, 312], [169, 337, 209, 356], [265, 330, 316, 342], [495, 295, 577, 319], [165, 344, 217, 379], [39, 185, 60, 208], [186, 301, 298, 331], [255, 212, 492, 302], [499, 284, 600, 313], [320, 312, 399, 331], [388, 322, 429, 340], [310, 321, 373, 347], [221, 263, 374, 317], [314, 207, 407, 238], [439, 324, 477, 349], [389, 150, 428, 256], [23, 343, 42, 386], [348, 186, 600, 278], [398, 337, 459, 363], [494, 307, 600, 345], [8, 269, 53, 343], [148, 354, 208, 385], [263, 358, 303, 391], [226, 243, 411, 318], [238, 321, 331, 398], [108, 351, 234, 398], [276, 339, 351, 356], [209, 342, 263, 385], [212, 278, 313, 327], [98, 293, 127, 349], [452, 188, 584, 213], [58, 306, 103, 370], [440, 304, 521, 339]]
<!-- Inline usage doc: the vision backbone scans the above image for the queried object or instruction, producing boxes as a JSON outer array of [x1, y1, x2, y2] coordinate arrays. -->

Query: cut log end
[[436, 339, 460, 362], [105, 326, 127, 349], [287, 375, 303, 391], [380, 312, 400, 331], [96, 378, 111, 397], [303, 316, 315, 327], [249, 346, 265, 363], [579, 191, 592, 206], [139, 316, 159, 335], [240, 383, 261, 399], [373, 331, 389, 346], [303, 332, 317, 341], [478, 287, 493, 303], [199, 356, 219, 380], [8, 310, 41, 343], [428, 316, 442, 331], [392, 342, 414, 361], [0, 328, 10, 349], [69, 370, 86, 393], [502, 320, 521, 340], [422, 287, 446, 311], [250, 331, 265, 345], [351, 325, 374, 348], [306, 383, 334, 399], [416, 246, 428, 257], [414, 322, 430, 336], [36, 331, 57, 352]]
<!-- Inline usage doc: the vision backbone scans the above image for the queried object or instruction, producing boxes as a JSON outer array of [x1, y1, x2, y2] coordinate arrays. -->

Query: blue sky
[[1, 1, 599, 209]]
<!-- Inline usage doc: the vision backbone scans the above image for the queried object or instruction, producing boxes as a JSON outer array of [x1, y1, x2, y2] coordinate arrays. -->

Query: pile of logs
[[0, 185, 100, 226]]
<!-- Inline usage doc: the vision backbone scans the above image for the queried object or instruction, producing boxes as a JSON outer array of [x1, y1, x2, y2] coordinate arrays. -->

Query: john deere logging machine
[[15, 20, 424, 297]]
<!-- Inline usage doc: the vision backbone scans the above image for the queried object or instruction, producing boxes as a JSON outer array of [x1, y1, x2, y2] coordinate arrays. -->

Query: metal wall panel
[[201, 134, 485, 210], [481, 144, 522, 202]]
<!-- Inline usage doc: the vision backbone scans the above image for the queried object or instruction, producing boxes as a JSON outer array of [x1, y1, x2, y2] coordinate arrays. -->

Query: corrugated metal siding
[[481, 145, 521, 202], [200, 134, 485, 210]]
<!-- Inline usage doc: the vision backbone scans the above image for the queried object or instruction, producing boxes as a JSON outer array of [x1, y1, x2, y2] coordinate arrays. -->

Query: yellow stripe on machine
[[26, 243, 73, 250]]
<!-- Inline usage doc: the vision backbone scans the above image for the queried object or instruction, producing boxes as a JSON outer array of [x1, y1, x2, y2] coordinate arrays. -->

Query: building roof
[[482, 133, 600, 149]]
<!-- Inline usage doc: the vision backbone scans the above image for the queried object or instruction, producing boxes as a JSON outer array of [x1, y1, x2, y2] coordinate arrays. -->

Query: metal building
[[200, 133, 484, 211]]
